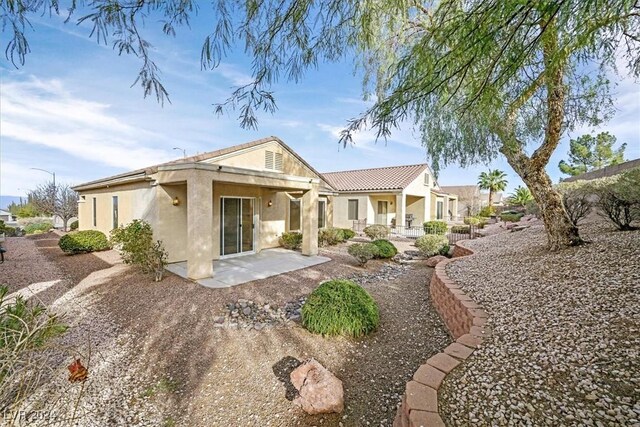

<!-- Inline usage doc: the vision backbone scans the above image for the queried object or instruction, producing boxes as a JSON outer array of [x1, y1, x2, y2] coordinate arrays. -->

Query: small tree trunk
[[488, 189, 493, 210], [521, 167, 582, 250]]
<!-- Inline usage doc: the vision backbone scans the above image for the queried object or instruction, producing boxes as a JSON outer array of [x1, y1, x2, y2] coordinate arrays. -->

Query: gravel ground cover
[[440, 218, 640, 426], [79, 243, 450, 426]]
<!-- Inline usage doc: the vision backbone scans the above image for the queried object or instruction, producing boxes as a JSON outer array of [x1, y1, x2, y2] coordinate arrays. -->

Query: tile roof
[[322, 164, 428, 192]]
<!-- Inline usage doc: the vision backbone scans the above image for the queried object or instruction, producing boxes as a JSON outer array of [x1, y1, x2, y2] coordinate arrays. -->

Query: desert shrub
[[363, 224, 389, 240], [556, 181, 592, 225], [500, 212, 523, 222], [371, 239, 397, 258], [347, 242, 379, 266], [450, 225, 471, 234], [592, 171, 640, 231], [279, 231, 303, 249], [58, 230, 109, 254], [341, 228, 356, 240], [110, 220, 169, 279], [23, 222, 53, 235], [439, 243, 451, 256], [423, 220, 447, 235], [302, 280, 379, 337], [318, 227, 345, 246], [69, 220, 79, 231], [415, 234, 449, 257], [0, 285, 68, 405], [478, 206, 496, 217]]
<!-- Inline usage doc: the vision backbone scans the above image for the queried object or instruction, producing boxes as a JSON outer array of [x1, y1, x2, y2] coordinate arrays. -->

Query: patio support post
[[301, 185, 318, 256], [396, 193, 405, 227], [187, 170, 214, 279]]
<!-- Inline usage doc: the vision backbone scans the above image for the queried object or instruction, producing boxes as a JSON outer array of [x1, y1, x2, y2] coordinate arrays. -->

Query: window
[[289, 199, 301, 231], [265, 151, 283, 171], [318, 200, 326, 229], [348, 199, 359, 220], [424, 173, 430, 186], [112, 196, 119, 229], [436, 200, 444, 220], [92, 197, 97, 227]]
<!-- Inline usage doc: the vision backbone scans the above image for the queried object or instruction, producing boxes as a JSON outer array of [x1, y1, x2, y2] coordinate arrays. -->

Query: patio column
[[187, 170, 213, 279], [396, 193, 405, 227], [301, 185, 318, 256]]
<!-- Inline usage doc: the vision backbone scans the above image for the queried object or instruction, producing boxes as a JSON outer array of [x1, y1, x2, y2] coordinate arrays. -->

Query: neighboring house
[[0, 209, 12, 222], [480, 191, 504, 207], [562, 158, 640, 182], [322, 164, 459, 229], [73, 137, 335, 280], [440, 185, 481, 217]]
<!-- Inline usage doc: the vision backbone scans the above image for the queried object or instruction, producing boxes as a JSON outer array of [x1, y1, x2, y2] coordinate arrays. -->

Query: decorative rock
[[426, 255, 448, 267], [290, 358, 344, 415]]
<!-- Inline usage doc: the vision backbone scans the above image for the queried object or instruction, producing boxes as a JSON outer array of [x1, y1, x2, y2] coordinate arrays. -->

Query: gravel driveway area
[[439, 218, 640, 426]]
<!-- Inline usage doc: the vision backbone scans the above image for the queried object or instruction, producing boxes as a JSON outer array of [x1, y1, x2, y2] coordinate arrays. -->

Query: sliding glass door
[[220, 197, 255, 257]]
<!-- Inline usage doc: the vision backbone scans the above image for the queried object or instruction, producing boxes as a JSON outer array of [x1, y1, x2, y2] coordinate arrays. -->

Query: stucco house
[[73, 137, 335, 280], [323, 164, 459, 229]]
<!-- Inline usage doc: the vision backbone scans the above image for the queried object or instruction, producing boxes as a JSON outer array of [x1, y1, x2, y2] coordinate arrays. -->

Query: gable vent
[[274, 152, 283, 171], [265, 151, 274, 169]]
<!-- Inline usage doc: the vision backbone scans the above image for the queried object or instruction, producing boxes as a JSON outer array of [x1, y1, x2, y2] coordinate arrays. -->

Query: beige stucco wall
[[202, 140, 319, 179], [331, 194, 369, 228], [77, 181, 156, 238], [155, 183, 188, 263], [405, 195, 426, 225], [368, 194, 397, 226]]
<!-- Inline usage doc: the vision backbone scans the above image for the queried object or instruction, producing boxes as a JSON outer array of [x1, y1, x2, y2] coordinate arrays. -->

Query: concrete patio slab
[[165, 248, 331, 288]]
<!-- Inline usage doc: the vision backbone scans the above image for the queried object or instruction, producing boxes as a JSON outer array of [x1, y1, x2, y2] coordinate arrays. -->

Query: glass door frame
[[220, 196, 257, 259]]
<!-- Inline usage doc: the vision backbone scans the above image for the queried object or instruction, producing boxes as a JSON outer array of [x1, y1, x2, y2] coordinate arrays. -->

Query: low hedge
[[59, 230, 110, 254], [24, 222, 53, 235], [423, 220, 447, 235], [450, 225, 471, 234], [415, 234, 449, 257], [371, 239, 397, 258], [500, 213, 524, 222], [302, 279, 380, 337], [363, 224, 389, 240]]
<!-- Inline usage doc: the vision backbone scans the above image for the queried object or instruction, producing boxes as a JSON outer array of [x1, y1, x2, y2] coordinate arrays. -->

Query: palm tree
[[478, 169, 508, 210], [509, 186, 533, 208]]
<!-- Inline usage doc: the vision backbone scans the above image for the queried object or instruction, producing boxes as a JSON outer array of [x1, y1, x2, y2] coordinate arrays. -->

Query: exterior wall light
[[172, 197, 181, 206], [267, 200, 273, 207]]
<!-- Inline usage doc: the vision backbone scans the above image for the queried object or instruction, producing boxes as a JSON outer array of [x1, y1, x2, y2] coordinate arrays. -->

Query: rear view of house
[[73, 137, 334, 280]]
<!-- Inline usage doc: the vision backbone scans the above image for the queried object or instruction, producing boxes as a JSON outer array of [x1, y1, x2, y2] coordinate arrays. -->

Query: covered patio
[[165, 248, 330, 288]]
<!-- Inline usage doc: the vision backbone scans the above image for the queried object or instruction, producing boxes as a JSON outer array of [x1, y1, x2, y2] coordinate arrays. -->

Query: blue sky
[[1, 9, 638, 202]]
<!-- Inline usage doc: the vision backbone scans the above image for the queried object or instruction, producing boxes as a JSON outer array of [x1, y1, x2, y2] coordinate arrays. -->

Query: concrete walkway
[[165, 248, 331, 288]]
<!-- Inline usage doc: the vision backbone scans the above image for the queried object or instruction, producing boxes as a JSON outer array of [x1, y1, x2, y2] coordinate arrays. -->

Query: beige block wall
[[77, 181, 156, 237], [156, 183, 188, 263]]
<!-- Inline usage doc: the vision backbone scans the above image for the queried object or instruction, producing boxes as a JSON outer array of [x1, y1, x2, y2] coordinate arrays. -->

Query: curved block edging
[[393, 240, 489, 427]]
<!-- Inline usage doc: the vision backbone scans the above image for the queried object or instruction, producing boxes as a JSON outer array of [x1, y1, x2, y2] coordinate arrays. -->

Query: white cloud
[[216, 63, 254, 86], [0, 77, 174, 170]]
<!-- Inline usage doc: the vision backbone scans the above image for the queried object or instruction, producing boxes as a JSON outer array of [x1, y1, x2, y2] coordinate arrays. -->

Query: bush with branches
[[279, 232, 303, 249], [423, 220, 447, 235], [347, 243, 379, 266], [415, 234, 449, 257], [592, 170, 640, 231], [363, 224, 389, 240], [318, 227, 345, 246], [556, 181, 593, 225], [110, 219, 169, 280]]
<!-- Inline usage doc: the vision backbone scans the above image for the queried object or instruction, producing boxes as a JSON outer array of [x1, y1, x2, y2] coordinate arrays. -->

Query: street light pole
[[173, 147, 186, 158], [30, 168, 56, 222]]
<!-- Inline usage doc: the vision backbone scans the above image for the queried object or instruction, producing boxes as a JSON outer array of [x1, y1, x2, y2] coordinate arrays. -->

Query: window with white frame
[[424, 173, 430, 186]]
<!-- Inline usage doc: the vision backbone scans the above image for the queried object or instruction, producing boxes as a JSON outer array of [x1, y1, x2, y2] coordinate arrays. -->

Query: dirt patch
[[85, 244, 451, 426]]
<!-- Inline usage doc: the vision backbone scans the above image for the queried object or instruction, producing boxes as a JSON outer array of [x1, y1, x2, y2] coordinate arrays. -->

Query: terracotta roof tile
[[322, 164, 428, 192]]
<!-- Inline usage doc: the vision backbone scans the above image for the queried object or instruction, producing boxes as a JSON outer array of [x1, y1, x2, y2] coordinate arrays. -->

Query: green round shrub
[[500, 213, 523, 222], [318, 227, 345, 246], [423, 220, 448, 235], [450, 225, 471, 234], [372, 239, 397, 258], [69, 220, 79, 231], [278, 232, 303, 249], [59, 230, 110, 254], [341, 228, 356, 240], [302, 279, 380, 337], [415, 234, 449, 257]]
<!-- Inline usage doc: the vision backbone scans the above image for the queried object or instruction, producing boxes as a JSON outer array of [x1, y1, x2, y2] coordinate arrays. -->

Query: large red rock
[[290, 358, 344, 414], [425, 255, 447, 267]]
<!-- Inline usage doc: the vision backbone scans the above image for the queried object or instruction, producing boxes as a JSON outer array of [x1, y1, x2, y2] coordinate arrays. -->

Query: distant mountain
[[0, 196, 23, 210]]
